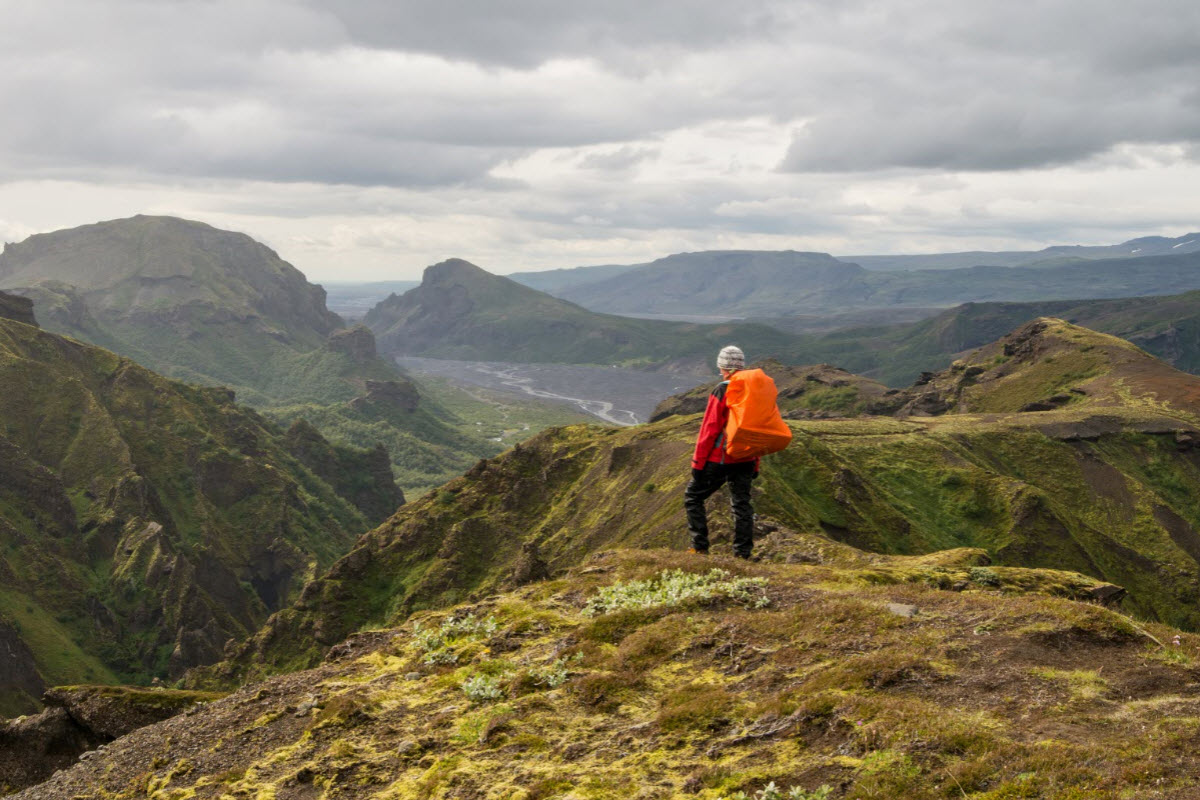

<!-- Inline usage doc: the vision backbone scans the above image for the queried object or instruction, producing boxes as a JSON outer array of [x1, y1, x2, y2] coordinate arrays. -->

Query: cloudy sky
[[1, 0, 1198, 281]]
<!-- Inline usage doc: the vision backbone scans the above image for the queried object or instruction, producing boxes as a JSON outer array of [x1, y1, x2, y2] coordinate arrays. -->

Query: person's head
[[717, 345, 744, 378]]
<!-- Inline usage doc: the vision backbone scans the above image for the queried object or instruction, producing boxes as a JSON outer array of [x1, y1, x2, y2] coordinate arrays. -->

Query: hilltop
[[0, 295, 399, 715], [28, 549, 1200, 798], [363, 258, 804, 372], [894, 317, 1200, 416]]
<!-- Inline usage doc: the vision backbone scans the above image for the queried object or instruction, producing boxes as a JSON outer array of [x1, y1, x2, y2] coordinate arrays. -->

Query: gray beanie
[[717, 345, 745, 372]]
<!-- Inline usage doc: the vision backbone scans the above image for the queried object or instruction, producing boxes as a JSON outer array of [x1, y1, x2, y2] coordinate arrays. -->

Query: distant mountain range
[[504, 231, 1200, 293], [544, 248, 1200, 317]]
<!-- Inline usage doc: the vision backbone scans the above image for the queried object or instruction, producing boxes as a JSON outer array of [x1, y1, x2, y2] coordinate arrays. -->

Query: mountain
[[892, 317, 1200, 417], [553, 248, 1200, 318], [18, 318, 1200, 796], [0, 215, 372, 405], [25, 546, 1200, 799], [847, 230, 1200, 270], [363, 258, 805, 371], [194, 319, 1200, 692], [0, 295, 399, 715], [0, 217, 514, 493]]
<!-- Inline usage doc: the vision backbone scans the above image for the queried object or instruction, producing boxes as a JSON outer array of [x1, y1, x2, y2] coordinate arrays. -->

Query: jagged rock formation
[[0, 313, 399, 711], [324, 325, 377, 363], [0, 292, 35, 327], [284, 419, 405, 524], [363, 258, 804, 372], [0, 686, 220, 793], [348, 380, 420, 414]]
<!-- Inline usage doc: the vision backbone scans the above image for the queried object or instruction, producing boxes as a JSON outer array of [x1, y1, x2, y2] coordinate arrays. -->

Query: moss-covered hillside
[[0, 217, 513, 493], [0, 310, 400, 715], [205, 358, 1200, 688], [28, 548, 1200, 799]]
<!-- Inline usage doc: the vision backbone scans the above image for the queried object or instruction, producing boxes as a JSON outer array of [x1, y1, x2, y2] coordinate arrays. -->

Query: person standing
[[685, 345, 759, 559]]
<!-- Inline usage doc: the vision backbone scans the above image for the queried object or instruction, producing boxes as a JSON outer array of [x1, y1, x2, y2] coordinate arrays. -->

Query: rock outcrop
[[0, 291, 35, 327]]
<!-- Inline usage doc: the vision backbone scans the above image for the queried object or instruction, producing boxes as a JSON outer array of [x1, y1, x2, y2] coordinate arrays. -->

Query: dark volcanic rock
[[350, 380, 420, 413], [325, 325, 377, 362], [0, 686, 224, 795], [0, 291, 36, 327], [0, 706, 99, 793], [0, 622, 44, 716]]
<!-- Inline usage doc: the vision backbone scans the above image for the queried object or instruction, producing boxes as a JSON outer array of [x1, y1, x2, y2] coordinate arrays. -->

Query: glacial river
[[395, 357, 706, 426]]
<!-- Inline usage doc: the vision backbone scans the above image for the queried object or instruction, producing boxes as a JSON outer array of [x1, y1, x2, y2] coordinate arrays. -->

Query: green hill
[[0, 217, 512, 493], [193, 319, 1200, 691], [363, 258, 806, 371], [0, 298, 399, 715]]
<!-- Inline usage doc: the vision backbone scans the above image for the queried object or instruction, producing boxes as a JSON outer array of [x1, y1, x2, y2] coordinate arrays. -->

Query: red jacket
[[691, 381, 760, 471]]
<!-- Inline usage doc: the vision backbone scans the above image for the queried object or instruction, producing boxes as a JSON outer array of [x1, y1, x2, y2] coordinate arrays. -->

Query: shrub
[[413, 613, 499, 664], [584, 569, 769, 616], [969, 566, 1002, 587], [461, 673, 505, 704], [725, 784, 832, 800]]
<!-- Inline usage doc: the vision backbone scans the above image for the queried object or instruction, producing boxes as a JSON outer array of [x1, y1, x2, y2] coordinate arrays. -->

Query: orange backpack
[[723, 368, 793, 460]]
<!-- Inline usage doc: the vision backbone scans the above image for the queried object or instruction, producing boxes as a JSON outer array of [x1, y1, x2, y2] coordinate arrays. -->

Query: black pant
[[685, 461, 757, 557]]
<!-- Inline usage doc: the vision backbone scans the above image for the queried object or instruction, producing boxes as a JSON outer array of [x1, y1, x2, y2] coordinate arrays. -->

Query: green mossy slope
[[32, 549, 1200, 800], [0, 314, 398, 712], [205, 384, 1200, 687]]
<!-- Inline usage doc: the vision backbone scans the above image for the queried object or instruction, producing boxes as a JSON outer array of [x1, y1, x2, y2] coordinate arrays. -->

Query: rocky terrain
[[19, 545, 1200, 799], [10, 299, 1200, 796]]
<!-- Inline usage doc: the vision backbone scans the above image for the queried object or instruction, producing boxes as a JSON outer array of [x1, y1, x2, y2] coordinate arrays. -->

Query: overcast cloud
[[0, 0, 1197, 280]]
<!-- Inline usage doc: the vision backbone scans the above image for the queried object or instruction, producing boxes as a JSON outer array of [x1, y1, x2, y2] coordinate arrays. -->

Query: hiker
[[685, 345, 759, 559]]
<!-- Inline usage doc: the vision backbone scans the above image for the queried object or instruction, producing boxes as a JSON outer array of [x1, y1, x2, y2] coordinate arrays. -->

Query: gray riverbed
[[396, 357, 708, 426]]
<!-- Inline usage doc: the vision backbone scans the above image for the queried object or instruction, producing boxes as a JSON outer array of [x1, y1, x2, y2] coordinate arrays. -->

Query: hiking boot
[[734, 553, 760, 562]]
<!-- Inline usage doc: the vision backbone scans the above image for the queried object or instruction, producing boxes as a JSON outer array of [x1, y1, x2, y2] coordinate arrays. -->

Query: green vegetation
[[583, 569, 769, 615], [65, 549, 1200, 799], [0, 313, 390, 711]]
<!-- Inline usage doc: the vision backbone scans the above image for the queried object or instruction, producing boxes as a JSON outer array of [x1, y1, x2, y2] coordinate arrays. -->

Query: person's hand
[[691, 466, 706, 480]]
